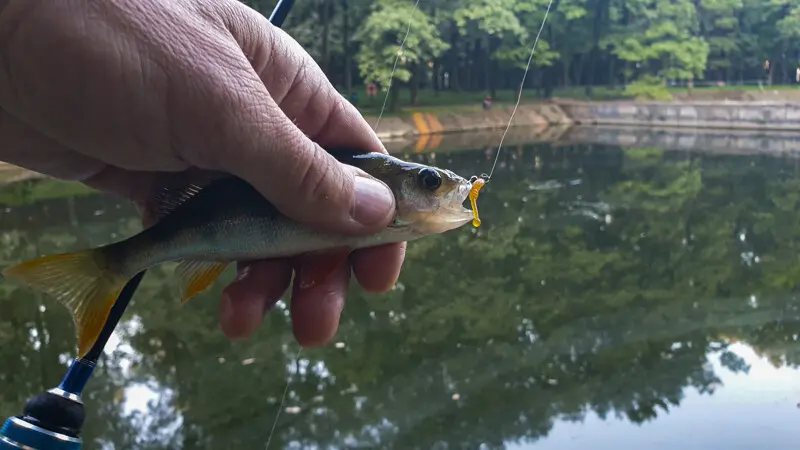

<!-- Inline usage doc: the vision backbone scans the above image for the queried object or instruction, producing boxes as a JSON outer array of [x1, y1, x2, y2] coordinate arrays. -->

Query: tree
[[355, 0, 449, 109]]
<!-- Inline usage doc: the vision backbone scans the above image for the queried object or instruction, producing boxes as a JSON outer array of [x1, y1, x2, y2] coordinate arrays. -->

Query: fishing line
[[266, 2, 419, 446], [265, 345, 303, 450], [265, 2, 552, 447], [373, 0, 422, 131], [486, 0, 554, 180]]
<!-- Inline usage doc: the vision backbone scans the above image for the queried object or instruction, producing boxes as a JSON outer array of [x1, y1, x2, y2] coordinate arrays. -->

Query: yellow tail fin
[[2, 249, 129, 357]]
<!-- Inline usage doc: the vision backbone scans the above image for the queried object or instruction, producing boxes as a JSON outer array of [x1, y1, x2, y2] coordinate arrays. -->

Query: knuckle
[[291, 144, 347, 207], [279, 57, 310, 106]]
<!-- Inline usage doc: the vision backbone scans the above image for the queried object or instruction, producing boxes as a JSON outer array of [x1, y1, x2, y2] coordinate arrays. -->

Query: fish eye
[[417, 168, 442, 191]]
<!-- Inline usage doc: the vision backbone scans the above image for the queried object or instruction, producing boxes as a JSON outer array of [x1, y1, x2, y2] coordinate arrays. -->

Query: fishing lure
[[468, 174, 489, 227]]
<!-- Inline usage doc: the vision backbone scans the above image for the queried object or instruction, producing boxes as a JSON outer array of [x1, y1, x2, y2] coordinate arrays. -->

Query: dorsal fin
[[150, 183, 204, 219], [327, 147, 373, 166], [144, 172, 231, 222]]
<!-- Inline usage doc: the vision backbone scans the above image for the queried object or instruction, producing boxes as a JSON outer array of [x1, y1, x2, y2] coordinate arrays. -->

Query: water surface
[[0, 142, 798, 449]]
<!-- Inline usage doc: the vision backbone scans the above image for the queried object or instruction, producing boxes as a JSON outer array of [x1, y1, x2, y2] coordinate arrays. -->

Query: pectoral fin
[[294, 247, 352, 289], [175, 260, 230, 303]]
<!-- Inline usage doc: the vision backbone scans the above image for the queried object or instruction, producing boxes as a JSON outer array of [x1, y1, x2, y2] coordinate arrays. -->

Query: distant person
[[350, 91, 360, 106], [483, 96, 493, 110], [795, 67, 799, 84], [0, 0, 402, 348]]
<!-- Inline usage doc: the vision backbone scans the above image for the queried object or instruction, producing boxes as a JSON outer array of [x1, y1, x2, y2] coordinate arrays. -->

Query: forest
[[242, 0, 800, 105]]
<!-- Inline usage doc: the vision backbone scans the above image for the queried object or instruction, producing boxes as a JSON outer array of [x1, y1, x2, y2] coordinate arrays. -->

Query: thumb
[[177, 1, 396, 235], [219, 110, 396, 235]]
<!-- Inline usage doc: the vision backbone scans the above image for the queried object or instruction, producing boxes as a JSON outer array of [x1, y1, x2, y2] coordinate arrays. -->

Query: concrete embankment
[[367, 103, 573, 140], [6, 98, 800, 186], [369, 98, 800, 138], [4, 123, 800, 189], [383, 123, 800, 157], [558, 125, 800, 157], [382, 124, 572, 155], [556, 100, 800, 131]]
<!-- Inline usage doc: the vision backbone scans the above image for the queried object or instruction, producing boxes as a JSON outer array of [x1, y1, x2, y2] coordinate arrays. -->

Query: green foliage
[[242, 0, 800, 103], [453, 0, 526, 37], [623, 75, 675, 100], [698, 0, 743, 71], [355, 0, 449, 87], [603, 0, 709, 82]]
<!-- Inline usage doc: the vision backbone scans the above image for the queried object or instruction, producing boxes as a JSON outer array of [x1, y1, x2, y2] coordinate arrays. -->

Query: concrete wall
[[5, 123, 800, 187], [381, 124, 800, 158], [558, 125, 800, 157], [367, 103, 572, 140], [7, 100, 800, 186], [558, 100, 800, 131], [369, 100, 800, 139], [382, 124, 572, 155]]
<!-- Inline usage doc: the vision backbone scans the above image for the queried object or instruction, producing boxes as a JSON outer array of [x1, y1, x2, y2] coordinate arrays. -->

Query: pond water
[[0, 141, 799, 449]]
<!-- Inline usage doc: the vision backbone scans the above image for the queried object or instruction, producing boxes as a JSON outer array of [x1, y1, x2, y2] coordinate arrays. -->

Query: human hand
[[0, 0, 405, 346]]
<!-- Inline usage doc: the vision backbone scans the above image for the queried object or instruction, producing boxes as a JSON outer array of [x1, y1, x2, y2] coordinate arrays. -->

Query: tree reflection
[[0, 144, 799, 449]]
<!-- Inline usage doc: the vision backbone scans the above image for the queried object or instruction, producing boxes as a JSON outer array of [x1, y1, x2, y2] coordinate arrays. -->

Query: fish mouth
[[438, 179, 475, 226]]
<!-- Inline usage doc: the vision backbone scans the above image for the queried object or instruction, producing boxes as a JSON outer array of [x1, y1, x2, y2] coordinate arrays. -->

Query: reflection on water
[[1, 143, 799, 449]]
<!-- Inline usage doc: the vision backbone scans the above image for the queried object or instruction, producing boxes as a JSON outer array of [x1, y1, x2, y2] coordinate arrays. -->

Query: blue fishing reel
[[0, 266, 138, 450], [0, 359, 95, 450], [0, 2, 295, 446]]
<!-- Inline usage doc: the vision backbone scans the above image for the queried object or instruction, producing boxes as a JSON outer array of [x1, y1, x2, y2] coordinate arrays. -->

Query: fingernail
[[352, 176, 394, 226]]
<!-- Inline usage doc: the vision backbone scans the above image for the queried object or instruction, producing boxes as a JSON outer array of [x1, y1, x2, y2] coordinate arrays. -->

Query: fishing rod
[[0, 1, 296, 448]]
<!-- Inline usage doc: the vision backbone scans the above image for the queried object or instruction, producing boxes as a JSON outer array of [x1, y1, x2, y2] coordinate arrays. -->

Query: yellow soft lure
[[469, 177, 486, 227]]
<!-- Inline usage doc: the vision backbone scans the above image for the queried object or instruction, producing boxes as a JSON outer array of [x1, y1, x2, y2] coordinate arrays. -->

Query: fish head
[[347, 153, 474, 235]]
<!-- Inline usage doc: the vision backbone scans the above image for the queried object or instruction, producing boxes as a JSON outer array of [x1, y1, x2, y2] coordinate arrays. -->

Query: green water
[[0, 142, 798, 449]]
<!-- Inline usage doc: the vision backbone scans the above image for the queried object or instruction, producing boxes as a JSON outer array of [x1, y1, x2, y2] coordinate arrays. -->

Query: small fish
[[2, 150, 477, 357]]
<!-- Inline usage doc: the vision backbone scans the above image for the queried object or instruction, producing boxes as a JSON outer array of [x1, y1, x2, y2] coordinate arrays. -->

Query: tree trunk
[[450, 24, 461, 91], [781, 43, 788, 84], [608, 51, 616, 88], [488, 37, 500, 98], [483, 39, 492, 96], [429, 2, 439, 96], [621, 61, 629, 86], [574, 53, 586, 87], [544, 25, 555, 97], [341, 0, 351, 94], [433, 59, 441, 95], [320, 0, 332, 76], [410, 64, 419, 105], [469, 40, 481, 90], [586, 0, 607, 96]]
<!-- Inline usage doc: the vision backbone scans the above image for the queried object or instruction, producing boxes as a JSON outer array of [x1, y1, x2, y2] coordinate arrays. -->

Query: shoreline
[[367, 98, 800, 140], [7, 96, 800, 187], [367, 103, 573, 141], [4, 123, 800, 207], [382, 123, 800, 157]]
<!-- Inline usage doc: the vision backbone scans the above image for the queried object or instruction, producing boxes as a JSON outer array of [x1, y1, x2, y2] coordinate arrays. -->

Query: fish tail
[[2, 247, 129, 358]]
